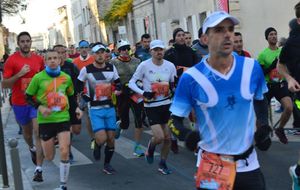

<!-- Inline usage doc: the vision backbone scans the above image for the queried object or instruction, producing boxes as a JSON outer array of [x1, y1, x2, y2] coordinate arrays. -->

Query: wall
[[230, 0, 299, 57]]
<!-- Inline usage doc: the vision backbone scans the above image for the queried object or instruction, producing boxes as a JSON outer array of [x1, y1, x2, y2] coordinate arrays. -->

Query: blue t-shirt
[[170, 54, 267, 155]]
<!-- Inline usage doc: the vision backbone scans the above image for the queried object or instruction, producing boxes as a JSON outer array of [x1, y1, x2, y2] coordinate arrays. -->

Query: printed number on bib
[[269, 68, 282, 82], [130, 93, 143, 103], [21, 78, 32, 91], [95, 83, 112, 100], [47, 92, 67, 112], [151, 82, 169, 100], [195, 152, 236, 190]]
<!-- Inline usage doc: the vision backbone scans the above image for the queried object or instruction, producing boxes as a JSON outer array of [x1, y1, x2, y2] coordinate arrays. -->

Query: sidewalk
[[0, 97, 33, 190]]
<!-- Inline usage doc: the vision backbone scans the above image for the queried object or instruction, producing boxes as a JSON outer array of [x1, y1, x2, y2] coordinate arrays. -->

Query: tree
[[0, 0, 27, 23]]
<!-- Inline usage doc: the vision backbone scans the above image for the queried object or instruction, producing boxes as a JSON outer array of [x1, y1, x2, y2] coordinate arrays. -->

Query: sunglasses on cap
[[119, 46, 131, 51]]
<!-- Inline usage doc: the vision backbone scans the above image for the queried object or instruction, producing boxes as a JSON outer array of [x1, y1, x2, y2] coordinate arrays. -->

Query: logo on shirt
[[225, 95, 236, 110]]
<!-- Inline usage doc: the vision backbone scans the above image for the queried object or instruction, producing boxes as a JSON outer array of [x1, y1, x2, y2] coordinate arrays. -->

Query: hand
[[143, 91, 155, 99], [185, 131, 201, 152], [75, 107, 83, 119], [287, 77, 300, 92], [38, 105, 51, 117], [254, 125, 272, 151], [17, 64, 30, 77]]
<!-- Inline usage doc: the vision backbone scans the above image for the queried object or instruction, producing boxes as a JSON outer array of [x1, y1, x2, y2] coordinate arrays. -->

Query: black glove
[[185, 131, 201, 151], [82, 94, 92, 102], [254, 125, 272, 151], [143, 91, 155, 99]]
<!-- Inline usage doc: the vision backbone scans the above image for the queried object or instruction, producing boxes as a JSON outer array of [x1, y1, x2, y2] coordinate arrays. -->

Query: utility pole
[[0, 0, 2, 24]]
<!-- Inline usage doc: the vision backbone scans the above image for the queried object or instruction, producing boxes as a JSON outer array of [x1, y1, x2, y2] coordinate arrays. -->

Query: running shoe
[[93, 141, 101, 161], [158, 163, 172, 175], [115, 120, 122, 139], [103, 164, 116, 175], [145, 141, 154, 164], [171, 139, 179, 154], [289, 165, 300, 190], [33, 170, 43, 182], [29, 148, 37, 165], [275, 127, 288, 144], [133, 145, 145, 157], [54, 186, 67, 190]]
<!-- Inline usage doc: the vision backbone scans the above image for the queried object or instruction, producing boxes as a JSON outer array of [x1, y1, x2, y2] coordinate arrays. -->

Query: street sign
[[118, 26, 127, 35]]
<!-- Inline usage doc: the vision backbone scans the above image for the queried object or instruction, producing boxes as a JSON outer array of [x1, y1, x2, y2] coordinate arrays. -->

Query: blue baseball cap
[[202, 11, 239, 34], [91, 44, 106, 53], [79, 40, 89, 48]]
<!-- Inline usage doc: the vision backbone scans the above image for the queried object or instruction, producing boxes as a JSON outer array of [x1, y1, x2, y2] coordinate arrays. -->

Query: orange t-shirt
[[73, 55, 95, 70]]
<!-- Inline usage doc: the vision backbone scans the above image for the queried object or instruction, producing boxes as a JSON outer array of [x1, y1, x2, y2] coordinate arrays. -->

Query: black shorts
[[266, 81, 290, 102], [69, 105, 81, 125], [39, 121, 70, 141], [145, 104, 171, 126]]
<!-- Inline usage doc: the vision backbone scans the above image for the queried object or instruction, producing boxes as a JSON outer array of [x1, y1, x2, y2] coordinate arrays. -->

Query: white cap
[[92, 44, 106, 53], [117, 39, 130, 49], [202, 11, 239, 34], [150, 40, 165, 50]]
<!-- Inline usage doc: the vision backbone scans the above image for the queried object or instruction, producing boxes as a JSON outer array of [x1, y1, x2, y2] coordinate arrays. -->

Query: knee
[[106, 137, 115, 147], [96, 137, 106, 146], [154, 136, 164, 144], [44, 152, 54, 161], [284, 104, 293, 115], [59, 146, 70, 158], [71, 126, 81, 135]]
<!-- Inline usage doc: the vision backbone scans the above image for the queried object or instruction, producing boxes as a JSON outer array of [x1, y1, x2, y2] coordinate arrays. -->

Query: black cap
[[265, 27, 277, 40], [173, 28, 184, 40]]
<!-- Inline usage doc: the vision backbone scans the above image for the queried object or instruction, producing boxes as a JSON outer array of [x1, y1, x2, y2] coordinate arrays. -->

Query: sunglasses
[[80, 46, 89, 49], [119, 46, 131, 51]]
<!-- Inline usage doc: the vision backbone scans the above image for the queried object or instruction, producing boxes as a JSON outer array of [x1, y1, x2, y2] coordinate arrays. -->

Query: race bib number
[[21, 78, 32, 91], [95, 83, 112, 100], [151, 82, 169, 100], [195, 152, 236, 190], [47, 92, 67, 112], [130, 93, 143, 103], [269, 68, 282, 82]]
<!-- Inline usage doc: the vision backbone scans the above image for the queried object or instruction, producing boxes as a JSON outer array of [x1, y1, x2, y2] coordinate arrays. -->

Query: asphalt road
[[1, 102, 299, 190]]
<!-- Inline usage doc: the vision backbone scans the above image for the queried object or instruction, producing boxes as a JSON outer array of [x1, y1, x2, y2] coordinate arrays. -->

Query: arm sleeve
[[25, 94, 40, 109], [170, 73, 193, 117], [128, 64, 144, 95]]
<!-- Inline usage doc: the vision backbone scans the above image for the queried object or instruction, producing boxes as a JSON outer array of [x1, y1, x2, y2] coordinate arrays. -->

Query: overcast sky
[[3, 0, 66, 34]]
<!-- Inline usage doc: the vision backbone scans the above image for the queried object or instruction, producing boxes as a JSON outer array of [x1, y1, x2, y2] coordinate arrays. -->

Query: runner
[[257, 27, 293, 144], [53, 44, 81, 162], [77, 44, 122, 174], [110, 39, 145, 157], [2, 31, 45, 182], [25, 49, 82, 190], [169, 11, 268, 189], [129, 39, 176, 175], [277, 2, 300, 189]]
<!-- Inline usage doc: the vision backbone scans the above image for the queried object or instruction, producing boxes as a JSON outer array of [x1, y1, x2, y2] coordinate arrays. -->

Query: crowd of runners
[[2, 2, 300, 190]]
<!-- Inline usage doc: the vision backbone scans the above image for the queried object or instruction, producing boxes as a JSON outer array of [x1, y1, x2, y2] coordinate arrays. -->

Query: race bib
[[47, 92, 67, 111], [21, 78, 32, 91], [151, 82, 169, 100], [269, 68, 282, 82], [195, 152, 236, 190], [95, 83, 112, 100], [130, 93, 143, 103]]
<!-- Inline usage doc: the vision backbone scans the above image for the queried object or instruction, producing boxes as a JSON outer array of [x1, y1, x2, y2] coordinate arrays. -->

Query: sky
[[3, 0, 66, 34]]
